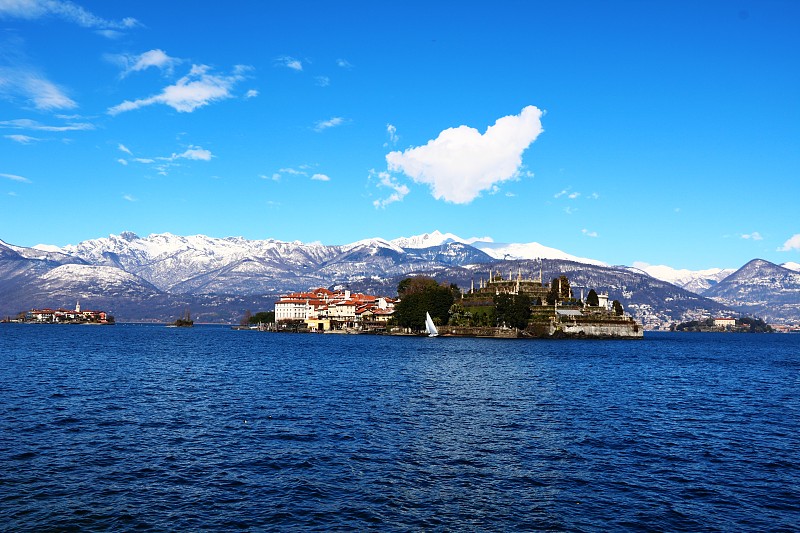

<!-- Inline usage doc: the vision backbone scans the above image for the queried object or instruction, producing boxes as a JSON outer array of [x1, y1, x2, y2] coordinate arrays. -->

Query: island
[[672, 316, 772, 333], [270, 270, 643, 339], [5, 302, 114, 325]]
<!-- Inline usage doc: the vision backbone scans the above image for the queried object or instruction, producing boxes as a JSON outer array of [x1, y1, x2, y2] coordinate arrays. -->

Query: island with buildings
[[3, 302, 114, 325], [272, 270, 643, 339], [672, 316, 773, 333]]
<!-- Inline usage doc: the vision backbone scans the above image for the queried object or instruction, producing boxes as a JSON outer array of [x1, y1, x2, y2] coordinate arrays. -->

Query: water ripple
[[1, 326, 799, 531]]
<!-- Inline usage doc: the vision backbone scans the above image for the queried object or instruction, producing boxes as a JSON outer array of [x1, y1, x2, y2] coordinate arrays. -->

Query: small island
[[672, 316, 772, 333], [170, 308, 194, 327], [4, 302, 114, 325]]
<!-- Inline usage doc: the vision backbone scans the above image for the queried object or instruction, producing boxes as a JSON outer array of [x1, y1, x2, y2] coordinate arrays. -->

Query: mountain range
[[1, 230, 798, 326]]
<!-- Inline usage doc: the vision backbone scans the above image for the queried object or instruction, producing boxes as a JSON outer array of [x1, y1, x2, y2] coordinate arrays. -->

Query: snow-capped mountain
[[2, 231, 799, 324], [390, 230, 605, 265], [389, 230, 489, 249], [703, 259, 800, 323], [630, 262, 736, 294]]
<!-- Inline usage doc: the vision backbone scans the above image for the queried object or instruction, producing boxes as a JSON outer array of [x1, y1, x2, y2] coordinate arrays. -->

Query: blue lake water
[[1, 325, 799, 531]]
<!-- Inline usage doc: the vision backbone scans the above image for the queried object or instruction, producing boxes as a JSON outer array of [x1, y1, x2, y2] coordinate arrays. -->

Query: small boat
[[425, 311, 439, 337]]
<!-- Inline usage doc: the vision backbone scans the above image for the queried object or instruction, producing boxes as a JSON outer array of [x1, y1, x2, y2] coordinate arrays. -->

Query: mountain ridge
[[2, 232, 798, 325]]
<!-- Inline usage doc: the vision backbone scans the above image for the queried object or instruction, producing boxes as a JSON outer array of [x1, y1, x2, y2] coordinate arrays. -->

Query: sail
[[425, 312, 439, 337]]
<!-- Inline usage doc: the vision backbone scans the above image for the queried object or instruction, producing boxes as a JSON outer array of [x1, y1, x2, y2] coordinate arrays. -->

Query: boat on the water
[[425, 311, 439, 337]]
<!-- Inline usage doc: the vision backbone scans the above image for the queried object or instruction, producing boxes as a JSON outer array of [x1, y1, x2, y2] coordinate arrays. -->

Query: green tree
[[394, 277, 456, 330], [612, 300, 624, 316], [586, 289, 600, 307], [494, 293, 532, 329], [448, 303, 473, 327], [249, 311, 275, 324]]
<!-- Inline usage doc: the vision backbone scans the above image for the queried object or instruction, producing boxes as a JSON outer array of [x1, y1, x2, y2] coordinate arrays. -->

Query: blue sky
[[1, 0, 798, 270]]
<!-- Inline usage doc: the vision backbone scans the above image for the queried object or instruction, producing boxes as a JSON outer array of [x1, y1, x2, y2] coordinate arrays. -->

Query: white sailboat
[[424, 311, 439, 337]]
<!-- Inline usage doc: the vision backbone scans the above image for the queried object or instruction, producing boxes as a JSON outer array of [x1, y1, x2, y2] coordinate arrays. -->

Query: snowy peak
[[390, 230, 489, 249], [390, 231, 604, 266], [342, 237, 406, 255], [474, 240, 606, 266], [631, 262, 735, 294]]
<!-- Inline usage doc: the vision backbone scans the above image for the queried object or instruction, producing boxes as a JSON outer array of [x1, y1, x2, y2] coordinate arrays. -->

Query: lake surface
[[1, 325, 798, 531]]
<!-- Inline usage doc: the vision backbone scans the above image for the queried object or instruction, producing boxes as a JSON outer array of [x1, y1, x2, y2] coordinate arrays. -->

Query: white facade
[[275, 300, 310, 321]]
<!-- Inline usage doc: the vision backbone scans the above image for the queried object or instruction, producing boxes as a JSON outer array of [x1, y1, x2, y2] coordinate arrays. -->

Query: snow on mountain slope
[[783, 262, 800, 273], [2, 240, 83, 264], [60, 232, 338, 291], [38, 264, 161, 296], [391, 231, 606, 265], [342, 237, 406, 255], [473, 241, 607, 266], [630, 262, 735, 294], [390, 230, 490, 249]]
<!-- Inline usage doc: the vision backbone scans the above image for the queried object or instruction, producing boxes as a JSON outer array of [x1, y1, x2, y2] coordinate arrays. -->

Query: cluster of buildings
[[22, 302, 111, 324], [274, 288, 395, 332]]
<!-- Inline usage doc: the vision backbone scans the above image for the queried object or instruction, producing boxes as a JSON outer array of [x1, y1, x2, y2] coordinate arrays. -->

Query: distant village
[[4, 302, 114, 325]]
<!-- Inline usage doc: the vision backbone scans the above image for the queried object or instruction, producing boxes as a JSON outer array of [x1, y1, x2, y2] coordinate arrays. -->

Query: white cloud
[[278, 167, 306, 176], [314, 116, 345, 132], [109, 49, 181, 78], [276, 56, 303, 71], [1, 172, 31, 183], [311, 173, 330, 182], [371, 169, 409, 208], [245, 89, 258, 98], [4, 134, 39, 143], [122, 194, 136, 202], [386, 123, 398, 146], [95, 29, 122, 39], [385, 106, 543, 204], [0, 0, 139, 30], [120, 144, 212, 173], [174, 146, 211, 161], [315, 76, 330, 87], [555, 188, 580, 199], [778, 234, 800, 252], [108, 64, 248, 115], [336, 58, 353, 68], [0, 118, 92, 131], [741, 232, 763, 241], [0, 66, 76, 110], [582, 229, 598, 238]]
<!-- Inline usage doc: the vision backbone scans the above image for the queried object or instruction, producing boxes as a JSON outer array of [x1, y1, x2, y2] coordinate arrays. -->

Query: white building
[[714, 317, 736, 328]]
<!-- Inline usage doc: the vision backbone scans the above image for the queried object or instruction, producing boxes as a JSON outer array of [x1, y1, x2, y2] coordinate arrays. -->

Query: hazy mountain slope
[[703, 259, 800, 323]]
